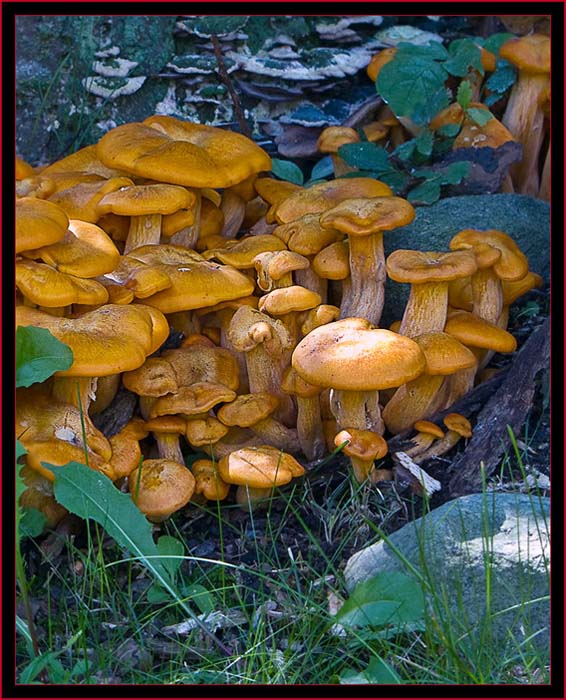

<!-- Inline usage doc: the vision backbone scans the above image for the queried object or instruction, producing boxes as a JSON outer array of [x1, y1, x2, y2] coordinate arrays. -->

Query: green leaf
[[20, 508, 47, 539], [16, 326, 73, 388], [340, 655, 402, 684], [335, 571, 425, 629], [393, 139, 416, 161], [407, 178, 442, 205], [395, 41, 449, 61], [49, 462, 173, 585], [376, 55, 450, 125], [337, 142, 390, 172], [445, 38, 483, 77], [466, 107, 493, 126], [437, 161, 471, 186], [16, 439, 27, 462], [415, 128, 433, 157], [484, 61, 516, 96], [456, 80, 473, 110], [436, 123, 461, 138], [181, 583, 216, 614], [481, 32, 516, 56], [156, 535, 185, 581], [376, 169, 412, 194], [271, 158, 304, 186], [310, 155, 334, 181]]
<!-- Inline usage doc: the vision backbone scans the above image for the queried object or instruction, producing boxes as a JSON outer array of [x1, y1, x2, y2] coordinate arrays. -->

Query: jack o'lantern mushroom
[[129, 458, 195, 521], [292, 318, 426, 436], [319, 196, 415, 326], [334, 428, 388, 483], [413, 413, 472, 464], [386, 249, 478, 337]]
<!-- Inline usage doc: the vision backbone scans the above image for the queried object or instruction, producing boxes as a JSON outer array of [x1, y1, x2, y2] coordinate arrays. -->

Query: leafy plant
[[271, 157, 305, 186]]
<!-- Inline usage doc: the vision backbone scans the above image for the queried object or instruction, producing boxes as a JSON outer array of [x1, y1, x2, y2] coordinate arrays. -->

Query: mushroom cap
[[143, 415, 188, 434], [334, 428, 388, 461], [253, 250, 310, 290], [292, 317, 426, 391], [204, 234, 287, 268], [281, 366, 321, 398], [444, 310, 518, 353], [273, 213, 344, 255], [161, 344, 240, 391], [129, 458, 195, 519], [185, 416, 229, 448], [449, 229, 529, 281], [386, 249, 478, 284], [366, 47, 397, 82], [453, 110, 516, 150], [127, 244, 255, 313], [299, 304, 341, 336], [258, 285, 322, 317], [217, 392, 279, 427], [97, 117, 272, 189], [98, 183, 196, 217], [16, 156, 35, 179], [41, 144, 128, 179], [443, 413, 472, 438], [122, 357, 179, 397], [16, 260, 109, 308], [16, 197, 69, 253], [499, 34, 550, 74], [414, 332, 477, 375], [101, 253, 173, 299], [227, 305, 294, 356], [16, 303, 169, 376], [319, 196, 416, 237], [149, 382, 237, 418], [467, 242, 502, 270], [501, 271, 543, 305], [317, 126, 360, 153], [312, 241, 350, 280], [218, 445, 305, 488], [48, 176, 135, 222], [413, 420, 445, 439], [273, 178, 393, 224], [24, 219, 121, 278], [191, 459, 230, 500]]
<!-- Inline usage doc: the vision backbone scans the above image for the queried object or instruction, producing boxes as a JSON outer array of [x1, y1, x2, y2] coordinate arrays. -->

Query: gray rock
[[381, 194, 550, 326], [344, 492, 550, 655]]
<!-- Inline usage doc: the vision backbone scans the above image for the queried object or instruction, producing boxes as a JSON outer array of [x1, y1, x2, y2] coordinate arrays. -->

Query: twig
[[211, 34, 252, 139]]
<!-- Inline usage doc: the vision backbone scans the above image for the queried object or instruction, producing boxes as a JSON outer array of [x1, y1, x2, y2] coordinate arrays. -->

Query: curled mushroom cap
[[218, 445, 305, 488], [191, 459, 230, 501], [16, 197, 69, 254], [449, 229, 529, 282], [273, 178, 393, 224], [97, 117, 271, 189], [129, 458, 195, 521], [292, 317, 425, 391], [335, 428, 388, 482], [16, 260, 109, 308], [444, 310, 517, 353]]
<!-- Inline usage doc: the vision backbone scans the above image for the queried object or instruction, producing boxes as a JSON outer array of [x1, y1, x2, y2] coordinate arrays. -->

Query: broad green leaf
[[415, 128, 433, 157], [340, 655, 402, 684], [445, 39, 483, 77], [436, 123, 461, 138], [456, 80, 473, 110], [395, 41, 449, 61], [407, 178, 442, 205], [182, 583, 216, 614], [466, 107, 493, 126], [438, 161, 471, 186], [49, 461, 173, 585], [16, 326, 73, 388], [484, 61, 516, 96], [20, 508, 47, 539], [377, 56, 449, 125], [335, 571, 425, 629], [271, 158, 304, 186], [376, 169, 411, 194], [338, 142, 390, 172], [393, 139, 416, 161], [481, 32, 516, 56], [156, 535, 185, 580], [310, 155, 334, 181]]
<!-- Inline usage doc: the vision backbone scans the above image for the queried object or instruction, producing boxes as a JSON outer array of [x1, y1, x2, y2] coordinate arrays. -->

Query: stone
[[344, 492, 550, 655], [382, 194, 550, 326]]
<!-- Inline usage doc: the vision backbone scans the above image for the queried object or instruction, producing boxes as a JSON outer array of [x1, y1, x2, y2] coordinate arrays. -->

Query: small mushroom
[[413, 413, 472, 464], [334, 428, 388, 483], [128, 458, 195, 521]]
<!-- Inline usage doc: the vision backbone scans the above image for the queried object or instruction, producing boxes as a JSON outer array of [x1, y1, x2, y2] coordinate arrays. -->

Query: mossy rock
[[382, 194, 550, 326]]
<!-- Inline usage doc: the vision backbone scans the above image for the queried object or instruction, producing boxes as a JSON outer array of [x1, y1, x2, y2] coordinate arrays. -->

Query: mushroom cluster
[[16, 114, 539, 525]]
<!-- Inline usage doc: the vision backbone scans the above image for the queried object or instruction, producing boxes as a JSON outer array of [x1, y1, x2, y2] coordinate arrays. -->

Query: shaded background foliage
[[16, 14, 488, 166]]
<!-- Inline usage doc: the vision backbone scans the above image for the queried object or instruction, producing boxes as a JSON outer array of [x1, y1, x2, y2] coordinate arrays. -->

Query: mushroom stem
[[235, 484, 274, 509], [471, 268, 503, 324], [244, 343, 296, 427], [399, 282, 449, 337], [154, 432, 185, 463], [170, 190, 202, 249], [250, 418, 300, 454], [382, 375, 446, 435], [413, 430, 462, 463], [294, 265, 328, 301], [296, 396, 326, 461], [330, 389, 384, 434], [124, 214, 162, 254], [339, 233, 385, 326]]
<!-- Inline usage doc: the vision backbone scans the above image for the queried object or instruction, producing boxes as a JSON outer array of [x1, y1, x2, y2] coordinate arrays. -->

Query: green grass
[[16, 450, 551, 685]]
